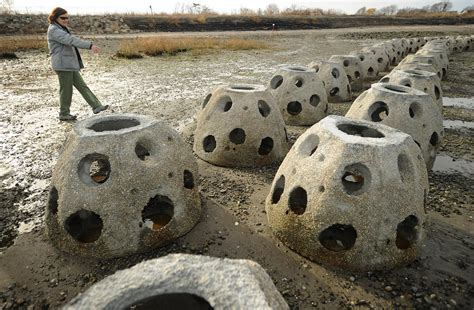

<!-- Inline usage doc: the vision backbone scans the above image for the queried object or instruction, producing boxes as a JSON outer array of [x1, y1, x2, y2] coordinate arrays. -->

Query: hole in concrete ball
[[231, 85, 255, 91], [288, 187, 307, 215], [64, 209, 103, 243], [380, 77, 390, 83], [392, 57, 396, 65], [409, 102, 421, 119], [383, 84, 408, 93], [396, 215, 419, 250], [347, 75, 353, 83], [347, 84, 351, 94], [368, 101, 389, 122], [330, 87, 339, 96], [218, 96, 232, 112], [78, 153, 111, 186], [359, 55, 365, 61], [378, 57, 383, 63], [442, 69, 446, 78], [294, 78, 304, 88], [298, 134, 319, 156], [203, 136, 216, 153], [354, 71, 361, 79], [331, 68, 340, 78], [429, 132, 439, 146], [398, 154, 413, 183], [88, 118, 140, 132], [135, 142, 151, 161], [258, 137, 274, 155], [287, 101, 302, 115], [270, 75, 283, 89], [337, 123, 384, 138], [48, 187, 59, 215], [183, 170, 194, 189], [368, 67, 374, 75], [202, 94, 212, 109], [258, 100, 271, 117], [313, 65, 320, 72], [142, 195, 174, 231], [126, 293, 213, 310], [341, 163, 371, 195], [309, 95, 320, 107], [434, 86, 441, 100], [271, 175, 285, 204], [319, 224, 357, 252], [343, 60, 349, 67], [229, 128, 246, 144]]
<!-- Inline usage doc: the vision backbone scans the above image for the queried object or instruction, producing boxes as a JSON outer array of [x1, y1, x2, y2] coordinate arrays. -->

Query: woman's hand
[[91, 45, 101, 54]]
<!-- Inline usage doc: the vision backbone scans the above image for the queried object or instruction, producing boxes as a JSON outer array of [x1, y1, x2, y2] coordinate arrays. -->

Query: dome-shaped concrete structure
[[350, 50, 379, 80], [399, 54, 444, 80], [269, 66, 329, 125], [361, 46, 390, 73], [380, 69, 443, 111], [65, 254, 288, 309], [308, 60, 352, 103], [346, 83, 443, 170], [194, 84, 289, 167], [266, 115, 428, 271], [46, 113, 201, 258], [328, 55, 364, 91]]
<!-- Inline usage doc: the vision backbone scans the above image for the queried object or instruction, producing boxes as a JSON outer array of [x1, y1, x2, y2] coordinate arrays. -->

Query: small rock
[[350, 276, 356, 282], [385, 286, 393, 292]]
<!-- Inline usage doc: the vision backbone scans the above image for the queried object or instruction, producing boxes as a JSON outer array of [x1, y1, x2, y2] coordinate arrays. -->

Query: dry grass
[[116, 37, 268, 59], [0, 37, 47, 53], [0, 36, 47, 59]]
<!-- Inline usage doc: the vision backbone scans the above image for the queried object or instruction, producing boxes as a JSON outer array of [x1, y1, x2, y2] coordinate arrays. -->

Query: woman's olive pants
[[56, 70, 102, 116]]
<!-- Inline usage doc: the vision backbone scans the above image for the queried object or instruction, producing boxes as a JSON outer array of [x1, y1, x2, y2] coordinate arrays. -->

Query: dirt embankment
[[1, 13, 473, 35], [123, 15, 474, 32]]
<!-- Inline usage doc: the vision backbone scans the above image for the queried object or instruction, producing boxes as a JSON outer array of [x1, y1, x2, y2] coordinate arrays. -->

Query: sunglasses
[[59, 16, 69, 20]]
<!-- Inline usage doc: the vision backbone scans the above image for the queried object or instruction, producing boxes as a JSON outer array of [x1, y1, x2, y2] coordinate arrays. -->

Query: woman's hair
[[48, 7, 68, 24]]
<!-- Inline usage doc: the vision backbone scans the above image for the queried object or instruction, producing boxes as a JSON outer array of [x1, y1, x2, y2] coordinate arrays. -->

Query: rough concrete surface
[[46, 113, 201, 258], [269, 66, 328, 125], [346, 83, 443, 171], [65, 254, 288, 309], [193, 84, 289, 167], [308, 60, 352, 103], [266, 115, 428, 271]]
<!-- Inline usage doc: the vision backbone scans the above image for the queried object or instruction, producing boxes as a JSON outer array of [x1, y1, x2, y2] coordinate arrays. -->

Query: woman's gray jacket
[[47, 23, 92, 71]]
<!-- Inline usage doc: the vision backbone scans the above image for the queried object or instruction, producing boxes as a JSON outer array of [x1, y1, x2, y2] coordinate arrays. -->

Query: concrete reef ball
[[346, 83, 443, 171], [266, 115, 428, 271], [194, 84, 289, 167], [381, 69, 443, 111], [269, 65, 329, 125], [46, 113, 201, 258], [350, 50, 379, 80], [361, 45, 390, 73], [65, 254, 289, 310], [328, 55, 364, 91], [308, 60, 352, 103]]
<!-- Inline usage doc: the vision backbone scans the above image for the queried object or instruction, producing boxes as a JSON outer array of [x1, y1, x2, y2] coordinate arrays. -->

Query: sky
[[12, 0, 473, 14]]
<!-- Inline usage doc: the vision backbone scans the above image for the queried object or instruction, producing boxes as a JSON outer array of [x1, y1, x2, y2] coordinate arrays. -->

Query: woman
[[47, 7, 108, 121]]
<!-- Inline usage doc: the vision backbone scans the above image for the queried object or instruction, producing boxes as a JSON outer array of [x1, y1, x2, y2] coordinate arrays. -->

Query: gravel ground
[[0, 25, 473, 309]]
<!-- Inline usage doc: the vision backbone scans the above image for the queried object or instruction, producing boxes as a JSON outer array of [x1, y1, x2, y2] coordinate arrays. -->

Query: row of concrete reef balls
[[49, 35, 473, 308]]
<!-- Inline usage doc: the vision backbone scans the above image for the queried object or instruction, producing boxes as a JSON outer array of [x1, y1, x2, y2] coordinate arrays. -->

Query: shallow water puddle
[[432, 155, 474, 176], [443, 97, 474, 109], [443, 120, 474, 130]]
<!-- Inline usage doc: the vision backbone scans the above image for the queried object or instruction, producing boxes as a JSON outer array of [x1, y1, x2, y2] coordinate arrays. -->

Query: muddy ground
[[0, 25, 473, 309]]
